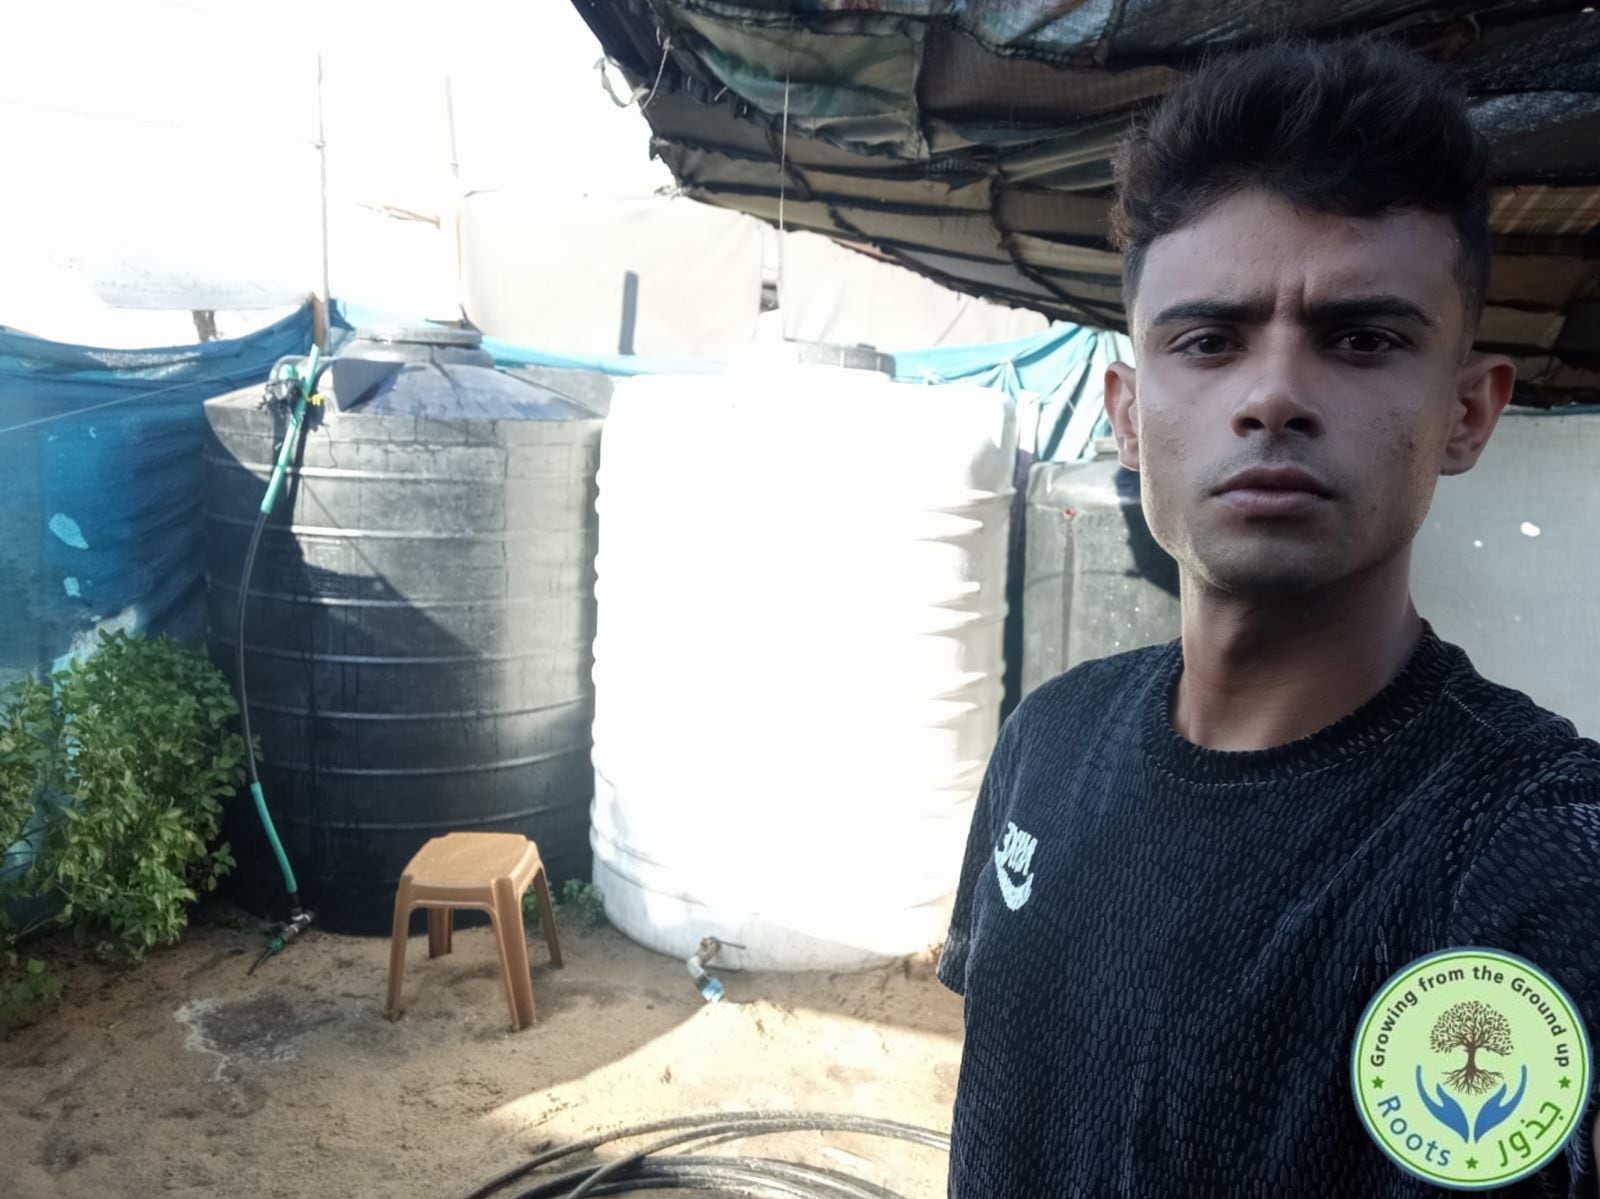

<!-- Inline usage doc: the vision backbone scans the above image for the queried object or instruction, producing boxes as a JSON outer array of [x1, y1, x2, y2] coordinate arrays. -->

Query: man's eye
[[1176, 334, 1235, 356], [1334, 330, 1397, 354]]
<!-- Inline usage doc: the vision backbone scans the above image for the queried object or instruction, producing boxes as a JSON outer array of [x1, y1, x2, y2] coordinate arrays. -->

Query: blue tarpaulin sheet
[[889, 323, 1128, 462], [0, 303, 314, 684]]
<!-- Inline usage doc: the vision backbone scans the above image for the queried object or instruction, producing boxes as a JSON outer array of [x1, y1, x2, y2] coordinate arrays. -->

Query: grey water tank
[[342, 325, 494, 365], [202, 329, 603, 933], [504, 365, 614, 417], [1023, 456, 1180, 695]]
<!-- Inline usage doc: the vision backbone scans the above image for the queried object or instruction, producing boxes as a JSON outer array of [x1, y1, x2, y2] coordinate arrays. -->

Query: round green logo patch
[[1351, 947, 1592, 1190]]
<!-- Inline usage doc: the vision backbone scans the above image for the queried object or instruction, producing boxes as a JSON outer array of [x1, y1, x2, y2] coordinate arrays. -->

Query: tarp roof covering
[[572, 0, 1600, 406]]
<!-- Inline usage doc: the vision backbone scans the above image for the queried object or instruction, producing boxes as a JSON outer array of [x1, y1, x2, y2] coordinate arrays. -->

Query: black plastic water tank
[[203, 328, 603, 933]]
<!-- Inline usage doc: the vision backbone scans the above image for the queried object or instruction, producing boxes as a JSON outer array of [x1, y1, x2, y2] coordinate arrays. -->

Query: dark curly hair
[[1110, 38, 1492, 328]]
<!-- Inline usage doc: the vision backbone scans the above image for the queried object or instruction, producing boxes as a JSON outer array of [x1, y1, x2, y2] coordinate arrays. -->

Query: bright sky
[[0, 0, 671, 336]]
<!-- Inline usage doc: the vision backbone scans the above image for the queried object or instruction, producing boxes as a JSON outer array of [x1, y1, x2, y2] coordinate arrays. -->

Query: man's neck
[[1172, 556, 1424, 752]]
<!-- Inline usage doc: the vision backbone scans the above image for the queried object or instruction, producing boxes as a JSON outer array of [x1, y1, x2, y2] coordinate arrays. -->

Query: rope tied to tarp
[[595, 57, 647, 109], [639, 33, 674, 113]]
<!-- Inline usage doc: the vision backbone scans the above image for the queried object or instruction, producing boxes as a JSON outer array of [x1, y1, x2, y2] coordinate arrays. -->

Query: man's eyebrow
[[1146, 293, 1439, 330], [1146, 298, 1274, 328], [1303, 295, 1438, 328]]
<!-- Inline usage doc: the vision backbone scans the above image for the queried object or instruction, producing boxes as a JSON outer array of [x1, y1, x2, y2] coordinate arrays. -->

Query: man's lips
[[1213, 467, 1332, 517]]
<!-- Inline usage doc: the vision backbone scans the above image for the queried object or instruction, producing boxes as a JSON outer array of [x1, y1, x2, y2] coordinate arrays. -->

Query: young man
[[939, 38, 1600, 1197]]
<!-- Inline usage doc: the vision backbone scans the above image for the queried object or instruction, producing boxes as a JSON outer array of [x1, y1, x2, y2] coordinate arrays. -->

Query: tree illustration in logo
[[1431, 1000, 1513, 1096]]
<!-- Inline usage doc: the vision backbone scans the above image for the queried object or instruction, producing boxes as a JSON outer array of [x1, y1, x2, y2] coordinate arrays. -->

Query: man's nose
[[1231, 343, 1321, 439]]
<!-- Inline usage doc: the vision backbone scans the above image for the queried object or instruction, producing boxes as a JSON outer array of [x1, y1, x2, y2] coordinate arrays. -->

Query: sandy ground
[[1, 902, 964, 1199]]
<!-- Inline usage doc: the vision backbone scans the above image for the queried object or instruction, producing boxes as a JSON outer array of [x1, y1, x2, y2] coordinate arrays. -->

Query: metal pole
[[444, 71, 463, 314], [315, 50, 331, 347]]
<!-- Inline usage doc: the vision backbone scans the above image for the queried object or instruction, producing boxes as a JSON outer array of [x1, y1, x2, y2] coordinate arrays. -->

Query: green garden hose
[[238, 347, 322, 972]]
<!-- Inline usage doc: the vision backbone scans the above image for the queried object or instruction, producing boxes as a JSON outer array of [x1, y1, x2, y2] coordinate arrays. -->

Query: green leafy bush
[[0, 674, 57, 866], [560, 879, 609, 929], [0, 677, 62, 1022], [0, 631, 244, 974]]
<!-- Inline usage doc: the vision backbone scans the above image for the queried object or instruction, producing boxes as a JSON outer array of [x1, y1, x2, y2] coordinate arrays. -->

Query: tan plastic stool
[[385, 832, 563, 1030]]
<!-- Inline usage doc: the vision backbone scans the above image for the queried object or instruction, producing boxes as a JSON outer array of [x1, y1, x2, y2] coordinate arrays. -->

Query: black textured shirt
[[940, 623, 1600, 1197]]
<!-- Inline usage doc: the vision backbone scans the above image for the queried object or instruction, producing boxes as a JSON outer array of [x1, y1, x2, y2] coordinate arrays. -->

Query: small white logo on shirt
[[993, 821, 1038, 911]]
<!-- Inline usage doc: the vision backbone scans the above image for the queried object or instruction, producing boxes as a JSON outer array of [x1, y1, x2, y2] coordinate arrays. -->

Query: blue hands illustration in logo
[[1415, 1063, 1528, 1143], [1472, 1065, 1529, 1142], [1416, 1066, 1470, 1143]]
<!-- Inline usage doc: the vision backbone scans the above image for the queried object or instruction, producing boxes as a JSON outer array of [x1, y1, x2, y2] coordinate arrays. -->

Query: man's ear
[[1441, 352, 1515, 477], [1104, 361, 1140, 471]]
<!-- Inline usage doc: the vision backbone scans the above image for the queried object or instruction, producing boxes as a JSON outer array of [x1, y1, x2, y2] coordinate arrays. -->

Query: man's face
[[1107, 188, 1504, 597]]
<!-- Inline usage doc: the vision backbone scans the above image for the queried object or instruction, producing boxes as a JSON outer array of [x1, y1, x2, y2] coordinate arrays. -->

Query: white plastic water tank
[[590, 354, 1015, 971]]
